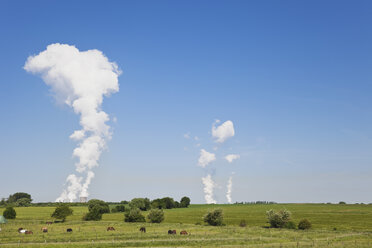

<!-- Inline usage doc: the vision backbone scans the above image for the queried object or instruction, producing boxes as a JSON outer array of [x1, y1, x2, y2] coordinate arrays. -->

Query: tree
[[147, 209, 164, 223], [3, 207, 16, 219], [151, 199, 166, 209], [124, 208, 145, 222], [51, 205, 73, 222], [203, 209, 223, 226], [266, 209, 291, 228], [16, 198, 32, 207], [7, 192, 32, 204], [129, 198, 151, 211], [298, 219, 312, 230], [180, 197, 191, 208], [111, 205, 125, 213], [83, 205, 102, 221], [161, 197, 175, 209], [87, 199, 110, 214]]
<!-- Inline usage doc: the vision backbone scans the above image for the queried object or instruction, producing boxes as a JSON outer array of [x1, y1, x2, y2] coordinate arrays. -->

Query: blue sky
[[1, 0, 372, 203]]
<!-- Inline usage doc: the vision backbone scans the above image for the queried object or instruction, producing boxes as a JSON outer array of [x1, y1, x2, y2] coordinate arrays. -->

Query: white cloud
[[226, 176, 233, 204], [183, 132, 191, 139], [202, 174, 217, 204], [212, 120, 235, 143], [24, 43, 120, 202], [194, 136, 199, 141], [225, 154, 240, 163], [198, 149, 216, 168]]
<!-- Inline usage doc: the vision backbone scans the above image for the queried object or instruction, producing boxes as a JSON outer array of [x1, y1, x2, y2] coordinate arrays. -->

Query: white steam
[[226, 175, 233, 203], [198, 149, 216, 168], [202, 174, 217, 204], [212, 120, 235, 143], [24, 43, 121, 202], [225, 154, 240, 163]]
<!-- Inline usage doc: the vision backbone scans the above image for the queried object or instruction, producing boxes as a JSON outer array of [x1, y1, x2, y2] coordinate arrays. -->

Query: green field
[[1, 204, 372, 247]]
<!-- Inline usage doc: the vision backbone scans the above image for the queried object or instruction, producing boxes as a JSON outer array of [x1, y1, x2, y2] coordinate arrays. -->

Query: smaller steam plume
[[226, 175, 234, 203], [202, 174, 217, 204]]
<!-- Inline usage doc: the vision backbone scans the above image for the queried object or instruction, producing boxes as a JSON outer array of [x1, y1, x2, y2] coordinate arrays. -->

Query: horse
[[67, 228, 73, 232], [18, 228, 24, 233], [168, 230, 176, 234], [41, 227, 48, 233], [180, 230, 188, 235], [139, 227, 146, 233], [46, 221, 53, 225], [25, 231, 33, 234], [107, 227, 115, 231]]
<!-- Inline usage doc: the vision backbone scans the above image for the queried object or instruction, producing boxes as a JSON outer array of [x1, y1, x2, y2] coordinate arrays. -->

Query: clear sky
[[1, 0, 372, 203]]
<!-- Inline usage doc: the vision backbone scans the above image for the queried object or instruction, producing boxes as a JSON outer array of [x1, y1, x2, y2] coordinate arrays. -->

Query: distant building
[[80, 197, 87, 203]]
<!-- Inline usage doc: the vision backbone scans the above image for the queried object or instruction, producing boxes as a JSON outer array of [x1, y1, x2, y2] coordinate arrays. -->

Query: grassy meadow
[[1, 204, 372, 247]]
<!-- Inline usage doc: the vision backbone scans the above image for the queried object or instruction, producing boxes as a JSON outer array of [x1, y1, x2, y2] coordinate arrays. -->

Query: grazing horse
[[46, 221, 53, 225], [180, 230, 188, 235], [139, 227, 146, 233], [41, 227, 48, 233], [66, 228, 73, 232], [107, 227, 115, 231], [168, 230, 176, 234], [18, 228, 24, 233], [25, 231, 33, 234]]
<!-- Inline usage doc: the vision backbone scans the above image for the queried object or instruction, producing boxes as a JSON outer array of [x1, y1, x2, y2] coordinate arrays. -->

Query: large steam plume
[[24, 43, 121, 202]]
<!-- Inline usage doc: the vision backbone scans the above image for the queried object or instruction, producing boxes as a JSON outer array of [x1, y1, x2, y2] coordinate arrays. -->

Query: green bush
[[87, 199, 110, 214], [298, 219, 312, 230], [147, 209, 164, 223], [203, 209, 223, 226], [129, 198, 151, 211], [51, 205, 73, 222], [284, 221, 297, 229], [266, 209, 291, 228], [15, 198, 31, 207], [83, 206, 102, 221], [111, 205, 125, 213], [3, 207, 16, 219], [124, 208, 145, 222], [180, 196, 191, 208]]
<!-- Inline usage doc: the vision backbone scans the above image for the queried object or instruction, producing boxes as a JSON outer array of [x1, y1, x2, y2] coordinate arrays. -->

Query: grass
[[1, 204, 372, 247]]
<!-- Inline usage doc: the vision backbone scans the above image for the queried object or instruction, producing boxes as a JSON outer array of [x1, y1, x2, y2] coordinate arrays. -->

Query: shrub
[[147, 209, 164, 223], [83, 206, 102, 221], [3, 207, 16, 219], [124, 208, 145, 222], [239, 219, 247, 227], [284, 221, 297, 229], [339, 201, 346, 204], [51, 205, 73, 222], [203, 209, 223, 226], [298, 219, 312, 230], [15, 198, 31, 207], [7, 193, 32, 204], [88, 199, 110, 214], [180, 196, 191, 208], [266, 209, 291, 228], [111, 205, 125, 213], [129, 198, 151, 211]]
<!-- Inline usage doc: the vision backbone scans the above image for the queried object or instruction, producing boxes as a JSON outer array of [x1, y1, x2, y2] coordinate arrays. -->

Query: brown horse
[[41, 227, 48, 233], [107, 227, 115, 231], [25, 231, 33, 234], [168, 230, 176, 234], [139, 227, 146, 233], [180, 230, 188, 235]]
